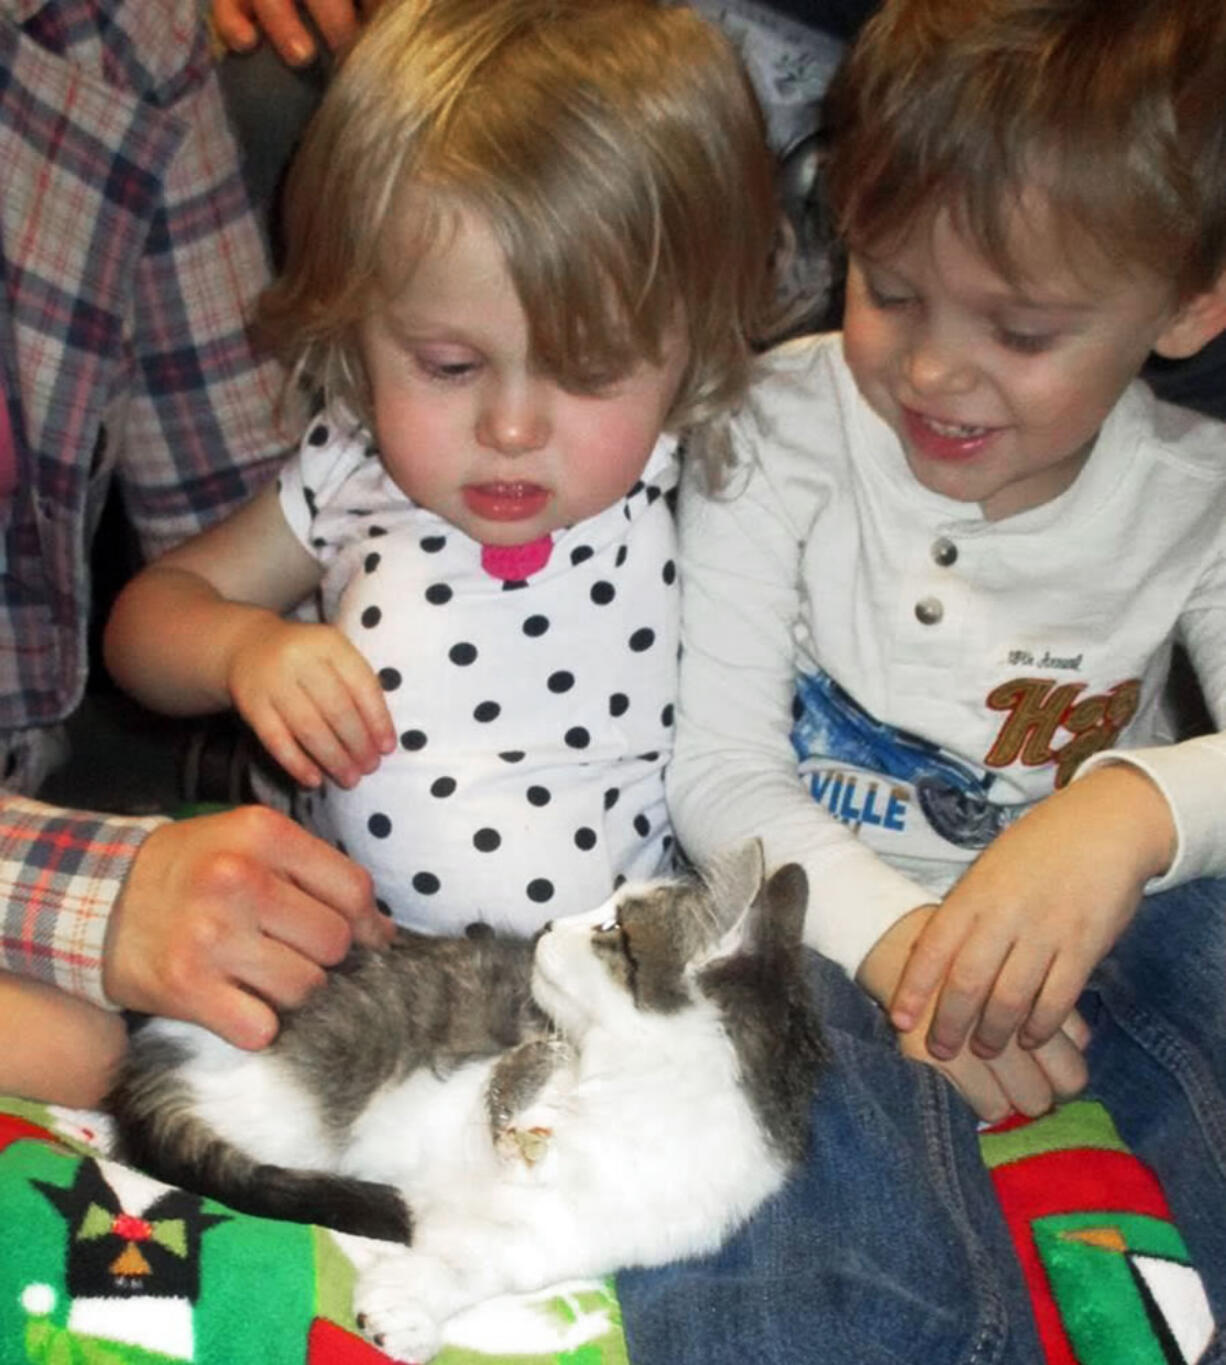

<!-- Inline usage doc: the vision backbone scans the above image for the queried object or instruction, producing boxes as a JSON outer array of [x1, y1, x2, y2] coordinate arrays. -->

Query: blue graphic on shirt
[[790, 669, 1018, 850]]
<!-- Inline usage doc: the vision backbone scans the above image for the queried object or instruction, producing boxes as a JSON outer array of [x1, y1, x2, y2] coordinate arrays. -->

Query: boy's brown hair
[[822, 0, 1226, 298], [259, 0, 785, 432]]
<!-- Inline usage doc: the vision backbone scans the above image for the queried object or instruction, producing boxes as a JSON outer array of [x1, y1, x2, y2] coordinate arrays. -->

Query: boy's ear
[[1153, 271, 1226, 360]]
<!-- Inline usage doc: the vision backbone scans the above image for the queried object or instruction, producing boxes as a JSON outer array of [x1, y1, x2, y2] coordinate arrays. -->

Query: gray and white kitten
[[108, 841, 824, 1363]]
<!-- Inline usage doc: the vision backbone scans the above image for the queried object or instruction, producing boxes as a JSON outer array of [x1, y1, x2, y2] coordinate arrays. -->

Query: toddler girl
[[104, 0, 786, 935]]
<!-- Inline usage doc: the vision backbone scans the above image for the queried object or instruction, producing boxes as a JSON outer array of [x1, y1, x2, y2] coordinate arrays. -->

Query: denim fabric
[[618, 877, 1226, 1365]]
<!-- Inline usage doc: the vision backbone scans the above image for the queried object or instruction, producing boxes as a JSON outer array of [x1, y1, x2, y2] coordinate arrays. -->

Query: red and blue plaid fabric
[[0, 0, 303, 1004]]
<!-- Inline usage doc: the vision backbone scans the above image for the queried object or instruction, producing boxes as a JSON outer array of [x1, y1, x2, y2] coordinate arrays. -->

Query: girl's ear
[[1153, 271, 1226, 360]]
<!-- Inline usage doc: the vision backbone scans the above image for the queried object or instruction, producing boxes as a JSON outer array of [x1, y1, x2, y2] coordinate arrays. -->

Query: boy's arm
[[104, 483, 395, 789]]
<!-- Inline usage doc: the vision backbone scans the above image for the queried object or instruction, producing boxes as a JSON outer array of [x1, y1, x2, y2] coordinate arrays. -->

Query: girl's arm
[[104, 483, 395, 788]]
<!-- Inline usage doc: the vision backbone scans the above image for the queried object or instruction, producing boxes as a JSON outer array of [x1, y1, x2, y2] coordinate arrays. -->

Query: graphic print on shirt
[[791, 667, 1140, 860]]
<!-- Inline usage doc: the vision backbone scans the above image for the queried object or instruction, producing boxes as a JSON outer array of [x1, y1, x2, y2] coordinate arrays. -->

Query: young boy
[[618, 1, 1226, 1359]]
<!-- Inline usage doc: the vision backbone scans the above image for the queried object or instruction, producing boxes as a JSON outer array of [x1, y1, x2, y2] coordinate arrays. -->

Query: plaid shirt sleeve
[[0, 0, 307, 1006], [0, 794, 166, 1008]]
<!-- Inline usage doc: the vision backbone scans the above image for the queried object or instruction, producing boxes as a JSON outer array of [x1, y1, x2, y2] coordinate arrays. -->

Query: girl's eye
[[415, 352, 481, 381], [996, 329, 1055, 355], [865, 279, 913, 310]]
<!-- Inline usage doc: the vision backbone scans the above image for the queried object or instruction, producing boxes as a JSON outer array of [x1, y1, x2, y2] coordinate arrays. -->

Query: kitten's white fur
[[129, 855, 801, 1362]]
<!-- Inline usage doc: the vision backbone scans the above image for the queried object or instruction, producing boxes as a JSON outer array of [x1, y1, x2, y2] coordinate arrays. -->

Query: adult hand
[[102, 806, 393, 1049], [213, 0, 362, 64], [888, 765, 1174, 1062]]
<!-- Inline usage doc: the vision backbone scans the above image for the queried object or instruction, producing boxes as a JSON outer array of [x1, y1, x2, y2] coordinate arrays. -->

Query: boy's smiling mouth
[[903, 406, 1000, 461]]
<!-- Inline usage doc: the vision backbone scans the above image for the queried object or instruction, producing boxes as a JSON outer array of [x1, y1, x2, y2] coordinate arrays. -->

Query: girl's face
[[359, 204, 690, 547], [842, 202, 1192, 520]]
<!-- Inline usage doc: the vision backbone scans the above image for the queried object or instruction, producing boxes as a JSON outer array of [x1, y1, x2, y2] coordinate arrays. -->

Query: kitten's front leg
[[486, 1037, 573, 1179]]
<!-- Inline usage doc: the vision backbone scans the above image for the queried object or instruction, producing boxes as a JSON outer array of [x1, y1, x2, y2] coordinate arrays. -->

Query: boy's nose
[[903, 331, 976, 396], [477, 380, 551, 455]]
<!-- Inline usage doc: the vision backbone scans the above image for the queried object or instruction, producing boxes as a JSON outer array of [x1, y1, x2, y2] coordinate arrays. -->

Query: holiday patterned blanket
[[0, 1096, 628, 1365]]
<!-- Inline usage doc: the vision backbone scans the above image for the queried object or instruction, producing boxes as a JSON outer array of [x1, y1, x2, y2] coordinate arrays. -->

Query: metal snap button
[[932, 537, 958, 567], [915, 596, 944, 625]]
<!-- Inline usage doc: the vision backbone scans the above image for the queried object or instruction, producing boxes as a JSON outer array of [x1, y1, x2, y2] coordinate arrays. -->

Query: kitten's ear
[[699, 840, 808, 962], [702, 838, 767, 930]]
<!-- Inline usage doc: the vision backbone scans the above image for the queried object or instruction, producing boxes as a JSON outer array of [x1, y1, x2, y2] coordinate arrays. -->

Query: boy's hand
[[103, 806, 395, 1050], [213, 0, 362, 63], [889, 765, 1175, 1062], [861, 906, 1089, 1121], [226, 617, 396, 789]]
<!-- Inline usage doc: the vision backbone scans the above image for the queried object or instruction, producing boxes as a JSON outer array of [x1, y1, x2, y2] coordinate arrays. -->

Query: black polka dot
[[590, 581, 615, 606], [376, 898, 392, 916], [628, 480, 645, 498], [364, 552, 381, 574], [629, 628, 655, 652], [570, 545, 594, 566], [574, 827, 597, 851], [449, 642, 478, 666], [311, 536, 326, 550], [426, 583, 453, 605], [474, 701, 501, 723], [368, 813, 392, 838], [527, 785, 551, 807], [401, 729, 427, 750], [565, 726, 590, 749], [613, 874, 627, 890], [430, 776, 456, 798], [634, 813, 651, 837], [378, 667, 402, 691], [663, 559, 677, 585], [421, 535, 446, 553], [604, 787, 619, 810], [527, 878, 555, 904], [368, 525, 388, 537], [308, 423, 329, 446], [661, 703, 675, 727], [361, 606, 382, 629], [473, 828, 501, 852], [548, 670, 574, 694], [615, 545, 628, 568], [638, 751, 660, 762], [523, 615, 550, 637], [499, 750, 525, 763], [413, 871, 440, 895], [609, 693, 629, 717], [502, 579, 528, 592]]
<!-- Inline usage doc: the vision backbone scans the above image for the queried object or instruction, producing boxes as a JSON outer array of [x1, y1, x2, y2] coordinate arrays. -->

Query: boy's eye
[[996, 329, 1055, 355]]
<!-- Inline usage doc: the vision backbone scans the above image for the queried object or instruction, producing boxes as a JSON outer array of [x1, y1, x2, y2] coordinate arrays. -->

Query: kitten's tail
[[108, 1038, 411, 1244]]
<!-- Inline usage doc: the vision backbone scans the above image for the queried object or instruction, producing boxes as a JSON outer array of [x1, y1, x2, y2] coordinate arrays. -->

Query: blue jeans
[[618, 877, 1226, 1364]]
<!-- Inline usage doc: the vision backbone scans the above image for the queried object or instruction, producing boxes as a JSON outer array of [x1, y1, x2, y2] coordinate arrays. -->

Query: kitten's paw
[[355, 1258, 442, 1363]]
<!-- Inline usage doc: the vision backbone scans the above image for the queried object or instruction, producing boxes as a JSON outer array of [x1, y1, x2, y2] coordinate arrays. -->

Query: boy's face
[[359, 202, 689, 547], [842, 204, 1188, 520]]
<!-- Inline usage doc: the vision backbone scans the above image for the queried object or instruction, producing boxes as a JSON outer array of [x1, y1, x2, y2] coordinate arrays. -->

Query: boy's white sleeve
[[669, 442, 933, 978], [1076, 569, 1226, 889]]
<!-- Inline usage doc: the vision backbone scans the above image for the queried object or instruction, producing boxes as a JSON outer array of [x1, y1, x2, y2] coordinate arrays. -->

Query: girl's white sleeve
[[668, 437, 934, 978]]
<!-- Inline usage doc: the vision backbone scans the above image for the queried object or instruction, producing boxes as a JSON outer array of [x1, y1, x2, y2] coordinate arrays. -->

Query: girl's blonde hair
[[822, 0, 1226, 299], [259, 0, 786, 439]]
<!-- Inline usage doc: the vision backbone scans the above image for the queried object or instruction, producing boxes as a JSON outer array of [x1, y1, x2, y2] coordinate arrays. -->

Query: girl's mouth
[[903, 407, 1000, 462], [462, 482, 551, 522]]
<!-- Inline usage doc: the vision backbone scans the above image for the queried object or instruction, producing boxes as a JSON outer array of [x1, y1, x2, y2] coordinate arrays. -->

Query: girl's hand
[[227, 616, 396, 789], [888, 765, 1175, 1062], [212, 0, 362, 63]]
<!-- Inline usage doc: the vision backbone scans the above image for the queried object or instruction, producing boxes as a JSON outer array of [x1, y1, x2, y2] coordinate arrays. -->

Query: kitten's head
[[530, 840, 808, 1035]]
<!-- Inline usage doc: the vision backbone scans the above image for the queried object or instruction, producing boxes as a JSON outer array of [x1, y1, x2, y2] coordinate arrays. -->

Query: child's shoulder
[[1135, 383, 1226, 486]]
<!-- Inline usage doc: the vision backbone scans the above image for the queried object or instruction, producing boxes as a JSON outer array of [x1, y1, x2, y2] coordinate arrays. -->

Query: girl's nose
[[477, 379, 551, 455]]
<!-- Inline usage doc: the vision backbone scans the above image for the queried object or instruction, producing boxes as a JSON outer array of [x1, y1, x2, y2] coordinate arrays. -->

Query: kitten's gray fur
[[108, 842, 826, 1253]]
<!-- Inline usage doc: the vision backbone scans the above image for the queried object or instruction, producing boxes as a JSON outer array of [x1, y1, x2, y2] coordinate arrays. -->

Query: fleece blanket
[[0, 1095, 627, 1365]]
